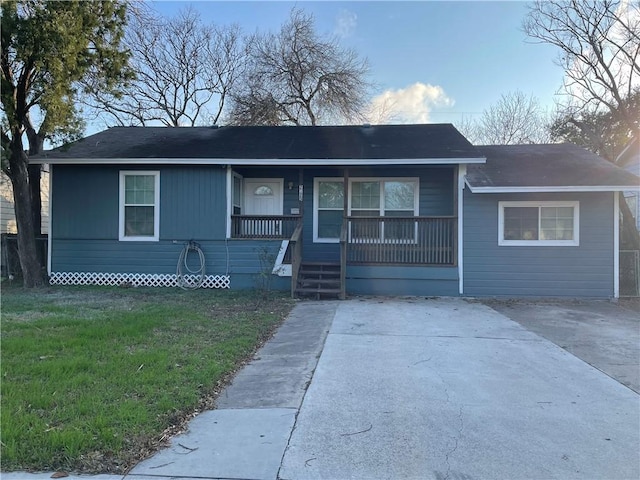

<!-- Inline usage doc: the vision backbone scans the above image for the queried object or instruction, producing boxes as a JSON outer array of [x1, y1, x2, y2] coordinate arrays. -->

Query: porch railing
[[231, 215, 302, 239], [344, 216, 457, 265]]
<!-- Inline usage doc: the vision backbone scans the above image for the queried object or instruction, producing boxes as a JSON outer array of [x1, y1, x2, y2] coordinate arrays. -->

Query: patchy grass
[[0, 285, 295, 473]]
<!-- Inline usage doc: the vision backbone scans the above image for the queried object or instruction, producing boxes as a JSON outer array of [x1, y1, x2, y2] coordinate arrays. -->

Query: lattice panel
[[49, 272, 230, 289]]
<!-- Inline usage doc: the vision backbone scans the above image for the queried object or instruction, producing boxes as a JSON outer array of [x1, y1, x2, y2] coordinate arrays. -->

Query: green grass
[[0, 285, 295, 473]]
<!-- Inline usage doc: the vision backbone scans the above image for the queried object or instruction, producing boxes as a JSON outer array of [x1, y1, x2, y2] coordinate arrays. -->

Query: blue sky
[[149, 1, 566, 125]]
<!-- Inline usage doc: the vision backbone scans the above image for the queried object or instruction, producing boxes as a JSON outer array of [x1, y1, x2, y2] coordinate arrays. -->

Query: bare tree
[[457, 91, 551, 145], [523, 0, 639, 132], [84, 6, 246, 127], [229, 8, 370, 126], [524, 0, 640, 249]]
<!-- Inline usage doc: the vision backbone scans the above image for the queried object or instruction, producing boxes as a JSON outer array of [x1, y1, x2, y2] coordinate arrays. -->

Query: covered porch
[[227, 165, 463, 298]]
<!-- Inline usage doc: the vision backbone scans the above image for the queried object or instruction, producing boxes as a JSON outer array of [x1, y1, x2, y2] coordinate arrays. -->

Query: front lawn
[[0, 285, 295, 473]]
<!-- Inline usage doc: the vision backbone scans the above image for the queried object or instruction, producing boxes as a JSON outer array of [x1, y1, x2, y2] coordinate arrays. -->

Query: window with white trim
[[498, 201, 579, 246], [313, 177, 419, 242], [315, 179, 344, 241], [119, 171, 160, 241]]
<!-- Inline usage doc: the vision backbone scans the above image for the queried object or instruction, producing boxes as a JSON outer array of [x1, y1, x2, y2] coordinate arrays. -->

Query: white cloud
[[365, 83, 454, 124], [334, 9, 357, 39]]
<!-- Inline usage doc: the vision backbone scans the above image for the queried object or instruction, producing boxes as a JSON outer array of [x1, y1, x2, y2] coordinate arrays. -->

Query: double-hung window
[[499, 201, 579, 246], [315, 179, 345, 242], [119, 171, 160, 241]]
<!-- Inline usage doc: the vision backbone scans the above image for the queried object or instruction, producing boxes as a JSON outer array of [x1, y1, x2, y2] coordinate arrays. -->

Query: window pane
[[125, 175, 155, 205], [540, 206, 574, 241], [233, 177, 242, 207], [504, 207, 538, 240], [318, 210, 343, 238], [125, 206, 155, 236], [385, 182, 414, 210], [254, 185, 273, 196], [319, 181, 344, 208], [352, 182, 380, 209]]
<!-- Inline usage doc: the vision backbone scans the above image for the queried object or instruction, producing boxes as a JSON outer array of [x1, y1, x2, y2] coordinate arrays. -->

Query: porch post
[[298, 168, 304, 216], [457, 165, 466, 295], [225, 166, 232, 239]]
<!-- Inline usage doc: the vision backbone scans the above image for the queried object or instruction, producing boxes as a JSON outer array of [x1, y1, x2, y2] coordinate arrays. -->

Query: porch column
[[457, 164, 466, 295]]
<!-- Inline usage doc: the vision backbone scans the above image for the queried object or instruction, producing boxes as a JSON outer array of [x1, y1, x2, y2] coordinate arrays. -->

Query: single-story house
[[31, 124, 640, 298]]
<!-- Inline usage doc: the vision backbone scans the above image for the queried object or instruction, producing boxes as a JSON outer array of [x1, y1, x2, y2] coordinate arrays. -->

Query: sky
[[148, 1, 567, 126]]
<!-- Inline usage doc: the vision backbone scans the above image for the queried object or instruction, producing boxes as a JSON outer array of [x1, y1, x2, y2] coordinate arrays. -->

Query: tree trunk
[[8, 143, 45, 287], [28, 164, 44, 266]]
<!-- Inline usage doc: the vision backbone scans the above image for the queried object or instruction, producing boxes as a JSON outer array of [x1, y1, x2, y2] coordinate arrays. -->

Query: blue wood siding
[[347, 265, 458, 296], [51, 237, 288, 289], [463, 190, 614, 297], [52, 165, 227, 241]]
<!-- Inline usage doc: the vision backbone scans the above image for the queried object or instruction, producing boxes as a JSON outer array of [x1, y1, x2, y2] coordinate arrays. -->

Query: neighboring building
[[31, 125, 640, 298], [0, 169, 50, 235], [617, 135, 640, 233]]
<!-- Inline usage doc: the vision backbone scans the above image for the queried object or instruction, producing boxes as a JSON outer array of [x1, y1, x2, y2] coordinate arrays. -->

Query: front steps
[[295, 261, 343, 299]]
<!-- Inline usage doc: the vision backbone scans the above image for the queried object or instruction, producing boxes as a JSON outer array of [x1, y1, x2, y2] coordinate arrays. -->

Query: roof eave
[[466, 181, 640, 194], [31, 156, 487, 166]]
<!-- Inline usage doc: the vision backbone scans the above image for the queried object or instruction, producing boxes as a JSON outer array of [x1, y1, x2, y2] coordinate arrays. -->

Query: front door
[[243, 179, 284, 236]]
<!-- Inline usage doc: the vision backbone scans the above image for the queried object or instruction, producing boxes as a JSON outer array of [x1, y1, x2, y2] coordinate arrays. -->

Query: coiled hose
[[176, 240, 206, 290]]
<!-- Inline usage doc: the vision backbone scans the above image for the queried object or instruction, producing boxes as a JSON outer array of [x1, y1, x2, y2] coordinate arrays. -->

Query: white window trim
[[119, 171, 160, 242], [498, 200, 579, 247], [313, 177, 420, 243]]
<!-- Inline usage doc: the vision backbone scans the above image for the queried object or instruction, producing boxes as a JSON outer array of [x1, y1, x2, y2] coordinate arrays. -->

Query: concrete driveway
[[6, 297, 640, 480], [279, 298, 639, 479]]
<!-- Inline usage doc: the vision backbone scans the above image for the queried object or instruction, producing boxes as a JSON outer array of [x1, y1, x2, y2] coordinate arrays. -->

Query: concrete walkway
[[5, 298, 639, 480]]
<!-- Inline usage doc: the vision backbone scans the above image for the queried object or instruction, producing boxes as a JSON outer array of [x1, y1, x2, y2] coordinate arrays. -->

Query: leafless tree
[[228, 8, 370, 126], [84, 6, 246, 127], [524, 0, 640, 249], [523, 0, 639, 133], [457, 91, 552, 145]]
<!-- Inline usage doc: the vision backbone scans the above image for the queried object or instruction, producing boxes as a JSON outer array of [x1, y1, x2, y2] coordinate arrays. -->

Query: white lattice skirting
[[50, 272, 230, 289]]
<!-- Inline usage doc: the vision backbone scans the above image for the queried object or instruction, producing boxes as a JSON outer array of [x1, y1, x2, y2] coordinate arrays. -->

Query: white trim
[[47, 164, 53, 275], [33, 156, 487, 166], [466, 179, 639, 193], [313, 177, 343, 243], [614, 192, 620, 299], [50, 271, 230, 289], [226, 166, 232, 239], [118, 171, 160, 241], [458, 165, 466, 295], [498, 201, 580, 247], [272, 240, 292, 276]]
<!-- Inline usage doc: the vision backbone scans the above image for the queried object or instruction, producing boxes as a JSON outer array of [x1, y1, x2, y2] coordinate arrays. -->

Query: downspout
[[458, 165, 466, 295], [47, 164, 52, 277], [226, 166, 232, 239], [614, 191, 620, 299]]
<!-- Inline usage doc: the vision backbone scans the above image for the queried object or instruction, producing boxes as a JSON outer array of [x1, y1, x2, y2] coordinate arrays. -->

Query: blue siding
[[51, 238, 288, 290], [463, 190, 614, 297], [347, 265, 458, 296], [52, 166, 119, 239], [53, 165, 228, 240]]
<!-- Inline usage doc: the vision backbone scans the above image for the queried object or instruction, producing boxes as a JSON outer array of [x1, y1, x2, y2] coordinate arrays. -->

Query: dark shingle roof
[[34, 124, 481, 161], [467, 144, 640, 191]]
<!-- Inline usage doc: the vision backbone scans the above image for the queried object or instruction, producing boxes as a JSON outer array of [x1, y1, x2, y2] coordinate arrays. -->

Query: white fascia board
[[466, 180, 640, 193], [32, 156, 487, 166]]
